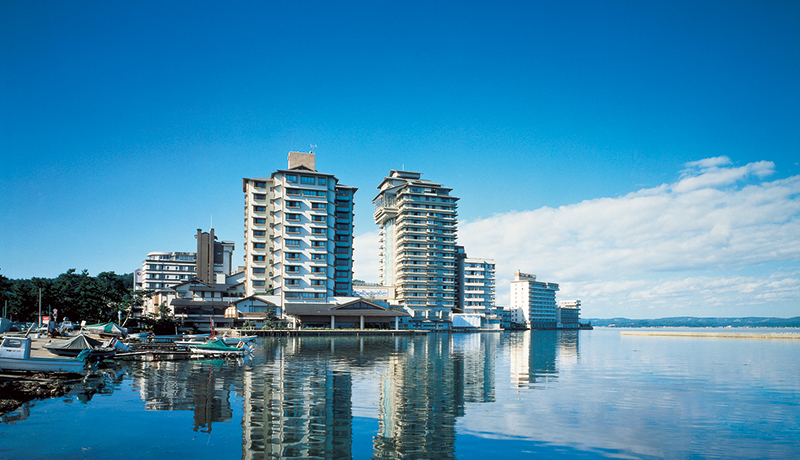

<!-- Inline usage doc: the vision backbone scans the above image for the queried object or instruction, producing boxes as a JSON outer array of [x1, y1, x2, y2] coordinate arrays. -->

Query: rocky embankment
[[0, 375, 73, 414]]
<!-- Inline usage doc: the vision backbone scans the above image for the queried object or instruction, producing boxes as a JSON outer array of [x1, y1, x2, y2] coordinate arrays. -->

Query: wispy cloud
[[355, 158, 800, 318]]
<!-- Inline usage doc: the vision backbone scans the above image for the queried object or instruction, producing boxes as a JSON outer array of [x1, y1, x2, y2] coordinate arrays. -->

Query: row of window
[[286, 174, 327, 186], [286, 188, 326, 197], [285, 279, 326, 286], [286, 253, 326, 260], [286, 266, 327, 273], [287, 214, 327, 222], [287, 201, 327, 210], [146, 265, 195, 271], [285, 292, 325, 299]]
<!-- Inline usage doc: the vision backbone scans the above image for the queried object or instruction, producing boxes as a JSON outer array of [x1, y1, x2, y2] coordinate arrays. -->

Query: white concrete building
[[137, 252, 197, 290], [510, 270, 559, 329], [373, 170, 458, 324], [135, 229, 236, 292], [243, 151, 356, 300], [458, 257, 496, 314]]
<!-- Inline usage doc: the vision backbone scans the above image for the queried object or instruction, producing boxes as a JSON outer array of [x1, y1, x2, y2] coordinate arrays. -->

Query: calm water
[[1, 329, 798, 459]]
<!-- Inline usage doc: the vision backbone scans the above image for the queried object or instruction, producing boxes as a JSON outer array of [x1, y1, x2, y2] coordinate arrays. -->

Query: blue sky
[[2, 1, 798, 318]]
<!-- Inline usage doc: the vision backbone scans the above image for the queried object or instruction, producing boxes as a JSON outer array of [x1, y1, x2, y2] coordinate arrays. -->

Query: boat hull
[[0, 356, 85, 373]]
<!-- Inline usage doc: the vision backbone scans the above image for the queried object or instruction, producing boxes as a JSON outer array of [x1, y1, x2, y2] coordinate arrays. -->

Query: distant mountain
[[584, 317, 800, 328]]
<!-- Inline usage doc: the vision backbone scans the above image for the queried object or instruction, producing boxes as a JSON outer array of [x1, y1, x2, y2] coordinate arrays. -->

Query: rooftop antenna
[[310, 144, 317, 153], [210, 214, 213, 230]]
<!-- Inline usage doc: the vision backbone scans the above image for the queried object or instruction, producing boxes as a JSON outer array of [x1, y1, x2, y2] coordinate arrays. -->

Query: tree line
[[0, 269, 137, 325]]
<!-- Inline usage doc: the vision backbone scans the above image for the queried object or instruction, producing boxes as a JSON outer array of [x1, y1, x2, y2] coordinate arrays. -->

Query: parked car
[[60, 319, 74, 331]]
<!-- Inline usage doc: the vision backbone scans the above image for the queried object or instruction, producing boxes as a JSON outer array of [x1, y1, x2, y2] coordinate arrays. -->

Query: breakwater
[[620, 331, 800, 339]]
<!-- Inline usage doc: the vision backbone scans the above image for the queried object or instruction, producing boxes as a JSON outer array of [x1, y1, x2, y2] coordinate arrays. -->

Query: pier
[[620, 331, 800, 339]]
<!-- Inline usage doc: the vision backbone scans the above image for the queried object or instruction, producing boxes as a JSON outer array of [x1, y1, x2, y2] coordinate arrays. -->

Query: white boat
[[81, 322, 128, 338], [176, 335, 256, 347], [184, 338, 250, 356], [0, 336, 86, 373]]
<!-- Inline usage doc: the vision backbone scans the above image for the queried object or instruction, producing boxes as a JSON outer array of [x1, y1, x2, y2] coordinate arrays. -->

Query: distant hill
[[584, 317, 800, 328]]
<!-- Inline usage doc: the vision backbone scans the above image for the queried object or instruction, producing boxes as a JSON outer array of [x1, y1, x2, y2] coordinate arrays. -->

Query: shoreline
[[620, 331, 800, 339]]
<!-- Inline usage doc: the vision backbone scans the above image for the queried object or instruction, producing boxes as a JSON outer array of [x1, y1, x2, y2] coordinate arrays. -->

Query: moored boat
[[82, 322, 128, 338], [42, 334, 116, 359], [0, 336, 86, 373], [185, 338, 249, 356]]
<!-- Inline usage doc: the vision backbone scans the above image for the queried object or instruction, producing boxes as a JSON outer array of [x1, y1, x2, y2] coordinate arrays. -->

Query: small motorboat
[[185, 338, 250, 356], [82, 322, 128, 338], [43, 334, 116, 359], [0, 336, 86, 373]]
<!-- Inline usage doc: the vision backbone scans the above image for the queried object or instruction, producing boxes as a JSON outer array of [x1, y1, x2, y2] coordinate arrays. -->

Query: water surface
[[1, 329, 797, 459]]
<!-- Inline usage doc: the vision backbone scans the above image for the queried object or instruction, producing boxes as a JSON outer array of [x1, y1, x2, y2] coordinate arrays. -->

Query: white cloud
[[353, 231, 381, 283], [353, 158, 800, 318]]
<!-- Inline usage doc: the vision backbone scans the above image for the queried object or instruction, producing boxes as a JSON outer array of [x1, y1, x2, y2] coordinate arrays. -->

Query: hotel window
[[318, 177, 326, 185], [287, 213, 300, 221], [335, 271, 349, 278], [252, 255, 265, 262], [253, 281, 265, 287], [312, 228, 326, 235], [253, 230, 266, 236], [335, 259, 349, 266], [253, 218, 266, 224], [253, 243, 266, 249], [301, 176, 315, 184], [286, 175, 298, 183], [253, 206, 266, 212], [285, 292, 300, 299], [253, 268, 265, 274], [285, 279, 299, 285], [312, 215, 326, 222], [255, 181, 266, 188], [286, 239, 300, 246], [254, 194, 266, 200], [287, 201, 301, 208], [311, 280, 325, 286], [311, 266, 325, 273], [311, 254, 325, 260], [286, 253, 300, 260], [286, 188, 301, 196], [311, 202, 326, 210], [286, 227, 300, 234], [286, 266, 300, 273], [311, 241, 325, 247]]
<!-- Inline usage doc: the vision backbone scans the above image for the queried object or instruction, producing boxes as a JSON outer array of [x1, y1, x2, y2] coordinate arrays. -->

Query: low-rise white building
[[557, 300, 582, 329]]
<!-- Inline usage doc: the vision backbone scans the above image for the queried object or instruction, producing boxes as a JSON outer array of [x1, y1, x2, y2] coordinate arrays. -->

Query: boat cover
[[83, 322, 128, 337], [188, 339, 243, 352], [43, 334, 104, 353]]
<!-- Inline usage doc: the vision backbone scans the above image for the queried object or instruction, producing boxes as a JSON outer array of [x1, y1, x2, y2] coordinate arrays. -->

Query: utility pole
[[38, 288, 42, 327]]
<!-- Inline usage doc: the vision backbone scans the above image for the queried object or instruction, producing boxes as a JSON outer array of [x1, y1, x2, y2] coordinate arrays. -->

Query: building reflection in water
[[122, 330, 578, 458], [509, 330, 579, 389], [242, 339, 354, 460], [128, 360, 237, 433]]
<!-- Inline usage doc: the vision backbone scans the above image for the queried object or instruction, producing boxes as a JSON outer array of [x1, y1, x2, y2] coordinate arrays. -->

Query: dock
[[620, 331, 800, 339]]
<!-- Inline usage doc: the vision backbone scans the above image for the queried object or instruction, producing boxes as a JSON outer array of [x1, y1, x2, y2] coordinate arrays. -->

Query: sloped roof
[[233, 295, 278, 306], [285, 300, 410, 317]]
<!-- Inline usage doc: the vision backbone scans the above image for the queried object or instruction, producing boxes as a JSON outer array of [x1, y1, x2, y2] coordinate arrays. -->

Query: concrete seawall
[[620, 331, 800, 339]]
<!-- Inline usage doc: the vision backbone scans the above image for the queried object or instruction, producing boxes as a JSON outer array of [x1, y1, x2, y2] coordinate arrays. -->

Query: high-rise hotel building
[[373, 170, 459, 317], [510, 270, 559, 329], [243, 152, 356, 300]]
